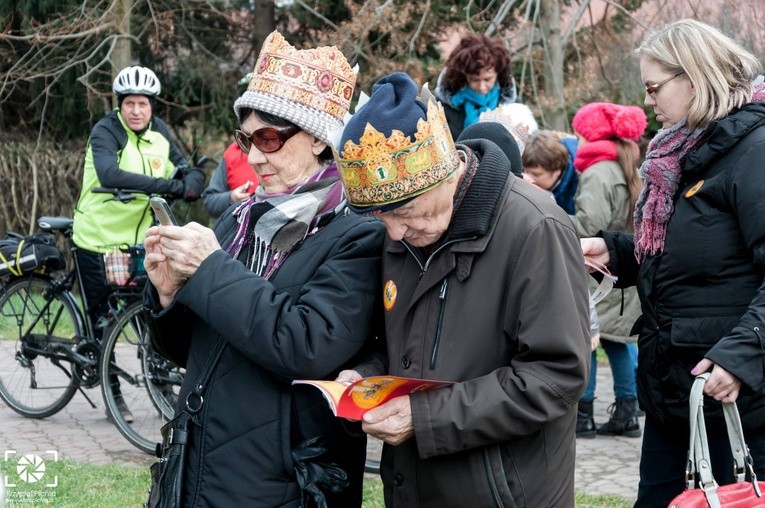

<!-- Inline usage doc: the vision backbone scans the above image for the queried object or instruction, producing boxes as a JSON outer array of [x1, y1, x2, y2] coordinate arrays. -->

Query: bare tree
[[0, 1, 257, 234], [0, 1, 253, 144]]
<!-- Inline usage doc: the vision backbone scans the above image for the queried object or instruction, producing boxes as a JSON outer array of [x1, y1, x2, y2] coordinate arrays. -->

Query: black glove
[[181, 167, 205, 202], [292, 436, 349, 508]]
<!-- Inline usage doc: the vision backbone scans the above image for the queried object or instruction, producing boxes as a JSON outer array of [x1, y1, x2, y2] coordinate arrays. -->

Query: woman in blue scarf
[[434, 33, 518, 138]]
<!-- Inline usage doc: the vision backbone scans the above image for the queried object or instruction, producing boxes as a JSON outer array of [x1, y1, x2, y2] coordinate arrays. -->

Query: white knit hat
[[233, 31, 357, 144]]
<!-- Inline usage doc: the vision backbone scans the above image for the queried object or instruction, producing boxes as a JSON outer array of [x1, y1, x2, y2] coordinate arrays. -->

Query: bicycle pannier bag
[[0, 233, 65, 277], [668, 373, 765, 508]]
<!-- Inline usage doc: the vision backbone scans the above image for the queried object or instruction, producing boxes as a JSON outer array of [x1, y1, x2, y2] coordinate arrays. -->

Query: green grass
[[0, 281, 81, 341], [575, 491, 632, 508], [0, 459, 631, 507], [0, 458, 150, 507]]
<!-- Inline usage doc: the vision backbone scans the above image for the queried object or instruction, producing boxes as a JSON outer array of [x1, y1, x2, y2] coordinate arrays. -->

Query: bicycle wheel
[[100, 300, 184, 453], [0, 276, 81, 417]]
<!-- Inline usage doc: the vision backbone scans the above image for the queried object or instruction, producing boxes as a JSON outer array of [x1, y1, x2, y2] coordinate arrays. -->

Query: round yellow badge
[[685, 180, 704, 198], [383, 280, 397, 311], [150, 157, 163, 171]]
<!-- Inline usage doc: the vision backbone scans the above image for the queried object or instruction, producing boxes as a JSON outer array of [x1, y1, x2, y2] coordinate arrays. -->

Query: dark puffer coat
[[603, 102, 765, 430], [147, 208, 385, 507]]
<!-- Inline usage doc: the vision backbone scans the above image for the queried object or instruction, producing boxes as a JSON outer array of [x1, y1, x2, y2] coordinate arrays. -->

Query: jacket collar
[[684, 102, 765, 174], [385, 139, 512, 256], [115, 109, 153, 138]]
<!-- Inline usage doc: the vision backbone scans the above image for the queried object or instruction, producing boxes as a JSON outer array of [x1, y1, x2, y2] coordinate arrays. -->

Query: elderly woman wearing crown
[[334, 73, 590, 507], [143, 31, 384, 507]]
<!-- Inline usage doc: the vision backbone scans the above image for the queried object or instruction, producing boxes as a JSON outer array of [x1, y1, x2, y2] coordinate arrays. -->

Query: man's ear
[[312, 137, 328, 156]]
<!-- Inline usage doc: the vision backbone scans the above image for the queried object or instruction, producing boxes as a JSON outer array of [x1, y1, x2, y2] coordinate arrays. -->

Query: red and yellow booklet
[[292, 375, 453, 420]]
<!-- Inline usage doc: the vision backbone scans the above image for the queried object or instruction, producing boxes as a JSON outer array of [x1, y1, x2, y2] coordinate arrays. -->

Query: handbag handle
[[184, 336, 226, 414], [685, 373, 762, 508]]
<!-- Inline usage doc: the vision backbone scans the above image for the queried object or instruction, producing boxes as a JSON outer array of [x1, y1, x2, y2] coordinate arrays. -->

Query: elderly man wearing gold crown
[[334, 72, 591, 507], [143, 31, 385, 507]]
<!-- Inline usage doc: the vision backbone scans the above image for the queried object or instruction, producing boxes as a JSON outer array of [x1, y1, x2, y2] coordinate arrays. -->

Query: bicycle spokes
[[101, 301, 185, 454], [0, 277, 80, 418]]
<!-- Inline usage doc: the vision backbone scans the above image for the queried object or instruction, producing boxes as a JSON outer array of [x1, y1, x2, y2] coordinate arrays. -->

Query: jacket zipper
[[134, 138, 152, 243], [399, 238, 474, 371], [429, 279, 449, 370], [482, 450, 504, 508], [402, 236, 478, 279]]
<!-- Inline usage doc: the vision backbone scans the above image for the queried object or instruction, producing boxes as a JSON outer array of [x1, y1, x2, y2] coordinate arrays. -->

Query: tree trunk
[[253, 0, 276, 52], [112, 0, 133, 107], [539, 0, 567, 131]]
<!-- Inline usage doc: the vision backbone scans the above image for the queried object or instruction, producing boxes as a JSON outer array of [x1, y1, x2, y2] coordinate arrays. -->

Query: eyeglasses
[[234, 125, 301, 154], [645, 71, 684, 96]]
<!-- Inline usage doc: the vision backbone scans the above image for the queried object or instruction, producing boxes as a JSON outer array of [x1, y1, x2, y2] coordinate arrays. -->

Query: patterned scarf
[[227, 163, 346, 279], [451, 83, 500, 130], [634, 81, 765, 260]]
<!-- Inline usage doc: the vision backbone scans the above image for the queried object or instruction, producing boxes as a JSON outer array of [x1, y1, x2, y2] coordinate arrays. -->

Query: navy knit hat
[[458, 122, 523, 177], [340, 72, 427, 148], [336, 72, 459, 213]]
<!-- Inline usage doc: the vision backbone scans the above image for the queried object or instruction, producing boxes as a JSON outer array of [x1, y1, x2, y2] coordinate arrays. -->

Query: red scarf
[[573, 140, 618, 173]]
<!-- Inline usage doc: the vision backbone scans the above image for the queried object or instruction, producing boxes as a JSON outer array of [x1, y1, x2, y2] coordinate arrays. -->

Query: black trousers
[[74, 245, 124, 392], [73, 246, 111, 339], [635, 414, 765, 507]]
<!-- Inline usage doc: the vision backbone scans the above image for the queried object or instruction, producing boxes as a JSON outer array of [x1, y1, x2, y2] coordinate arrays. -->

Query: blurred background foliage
[[1, 0, 762, 234]]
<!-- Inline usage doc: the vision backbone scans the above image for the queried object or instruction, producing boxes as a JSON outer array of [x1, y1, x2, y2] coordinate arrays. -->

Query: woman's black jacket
[[603, 102, 765, 429], [146, 208, 385, 507]]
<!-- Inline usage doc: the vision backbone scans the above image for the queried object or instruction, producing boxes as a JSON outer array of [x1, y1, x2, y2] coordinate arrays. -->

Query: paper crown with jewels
[[332, 72, 460, 213], [233, 31, 357, 144]]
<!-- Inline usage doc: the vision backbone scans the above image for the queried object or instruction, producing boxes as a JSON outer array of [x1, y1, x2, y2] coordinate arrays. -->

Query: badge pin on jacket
[[685, 179, 704, 198], [383, 280, 397, 311]]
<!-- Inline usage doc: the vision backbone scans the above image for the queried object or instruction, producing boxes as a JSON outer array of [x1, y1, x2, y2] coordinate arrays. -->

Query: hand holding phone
[[150, 197, 179, 226]]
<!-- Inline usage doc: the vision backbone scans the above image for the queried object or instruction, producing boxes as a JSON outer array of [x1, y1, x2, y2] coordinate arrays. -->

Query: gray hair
[[636, 19, 762, 129]]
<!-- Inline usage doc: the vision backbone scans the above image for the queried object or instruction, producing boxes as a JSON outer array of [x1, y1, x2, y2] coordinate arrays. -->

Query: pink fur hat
[[572, 102, 647, 142]]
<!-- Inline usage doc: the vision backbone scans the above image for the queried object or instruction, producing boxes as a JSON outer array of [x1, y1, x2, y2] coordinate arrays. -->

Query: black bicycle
[[0, 189, 184, 454]]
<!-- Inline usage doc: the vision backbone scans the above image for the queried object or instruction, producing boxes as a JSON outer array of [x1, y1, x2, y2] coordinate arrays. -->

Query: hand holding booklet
[[584, 257, 617, 305], [292, 375, 453, 420]]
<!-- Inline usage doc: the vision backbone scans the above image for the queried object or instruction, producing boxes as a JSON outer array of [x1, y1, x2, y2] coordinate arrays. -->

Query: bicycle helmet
[[112, 66, 161, 97]]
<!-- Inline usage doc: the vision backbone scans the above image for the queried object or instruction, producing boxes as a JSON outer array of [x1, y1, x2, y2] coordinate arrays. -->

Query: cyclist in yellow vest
[[73, 66, 205, 421]]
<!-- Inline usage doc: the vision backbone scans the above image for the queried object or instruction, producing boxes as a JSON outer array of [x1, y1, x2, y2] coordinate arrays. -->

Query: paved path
[[576, 362, 643, 504], [0, 361, 640, 503]]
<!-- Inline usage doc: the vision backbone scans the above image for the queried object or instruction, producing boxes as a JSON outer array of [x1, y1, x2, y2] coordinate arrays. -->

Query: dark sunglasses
[[234, 125, 301, 154], [645, 71, 684, 96]]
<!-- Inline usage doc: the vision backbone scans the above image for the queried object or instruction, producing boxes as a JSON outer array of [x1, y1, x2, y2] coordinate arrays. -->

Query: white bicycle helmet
[[112, 66, 161, 97]]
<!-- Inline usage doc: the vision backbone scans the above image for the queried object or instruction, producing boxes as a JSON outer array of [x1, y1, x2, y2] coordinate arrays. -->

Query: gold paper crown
[[249, 31, 356, 124], [334, 99, 460, 210]]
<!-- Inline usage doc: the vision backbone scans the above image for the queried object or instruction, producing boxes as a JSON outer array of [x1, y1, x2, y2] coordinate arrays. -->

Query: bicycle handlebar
[[91, 187, 177, 204], [92, 156, 212, 204], [91, 187, 148, 203]]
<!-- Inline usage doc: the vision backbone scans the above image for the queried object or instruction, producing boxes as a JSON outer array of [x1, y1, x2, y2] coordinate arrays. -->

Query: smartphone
[[149, 197, 179, 226]]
